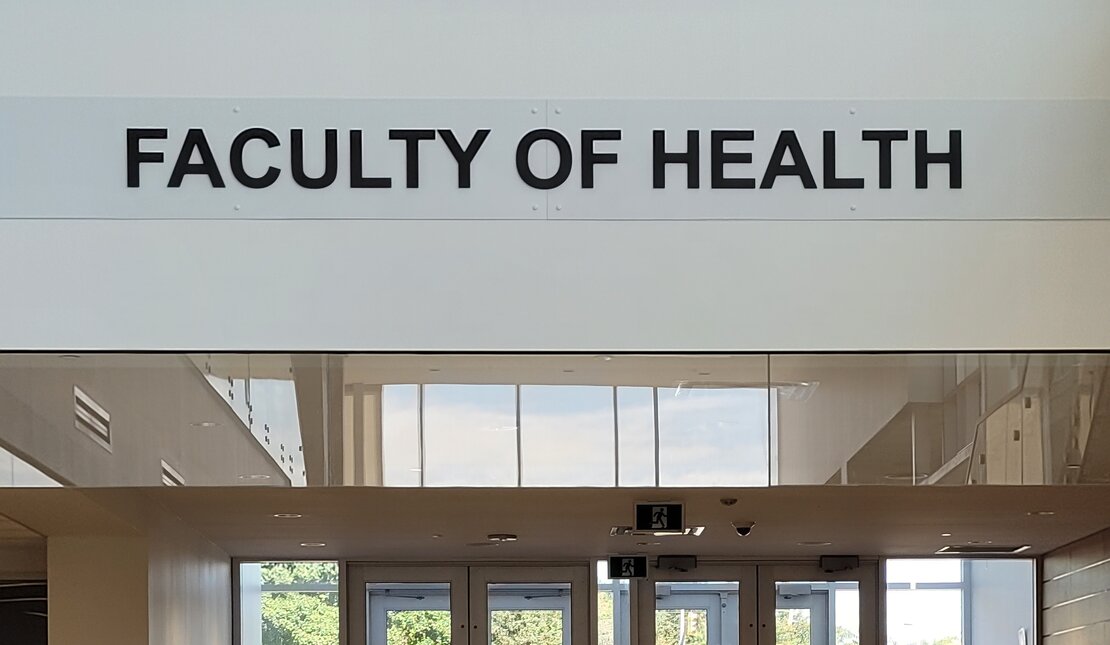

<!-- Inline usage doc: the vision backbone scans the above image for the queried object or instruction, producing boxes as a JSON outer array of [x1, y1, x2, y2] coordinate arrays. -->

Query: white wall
[[1, 0, 1109, 352]]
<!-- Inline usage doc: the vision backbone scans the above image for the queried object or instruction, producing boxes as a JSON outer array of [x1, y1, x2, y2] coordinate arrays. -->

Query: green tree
[[491, 610, 564, 645], [387, 610, 452, 645], [656, 609, 708, 645], [260, 562, 340, 645]]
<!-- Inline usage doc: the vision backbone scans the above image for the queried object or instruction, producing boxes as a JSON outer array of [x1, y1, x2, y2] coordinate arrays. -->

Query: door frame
[[470, 565, 590, 645], [346, 563, 590, 645], [634, 564, 758, 645], [346, 564, 470, 645], [757, 563, 879, 645]]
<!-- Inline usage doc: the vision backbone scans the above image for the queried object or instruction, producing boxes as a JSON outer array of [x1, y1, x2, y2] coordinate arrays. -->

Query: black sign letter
[[230, 128, 281, 189], [711, 130, 755, 189], [389, 129, 436, 188], [862, 130, 909, 189], [915, 130, 962, 189], [516, 129, 572, 190], [289, 129, 338, 189], [439, 129, 490, 189], [823, 131, 864, 189], [653, 130, 699, 189], [581, 130, 621, 189], [760, 131, 817, 189], [349, 130, 392, 188], [126, 128, 167, 188], [169, 129, 225, 188]]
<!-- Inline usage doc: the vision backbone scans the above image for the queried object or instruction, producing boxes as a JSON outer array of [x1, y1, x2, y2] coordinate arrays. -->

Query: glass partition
[[1, 352, 1108, 488]]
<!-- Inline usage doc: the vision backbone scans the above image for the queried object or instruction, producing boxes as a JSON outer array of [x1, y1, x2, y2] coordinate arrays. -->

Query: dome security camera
[[732, 521, 756, 537]]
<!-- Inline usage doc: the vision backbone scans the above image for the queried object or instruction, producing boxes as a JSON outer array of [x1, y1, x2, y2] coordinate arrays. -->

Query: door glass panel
[[597, 561, 631, 645], [655, 581, 740, 645], [367, 582, 451, 645], [488, 583, 570, 645], [774, 581, 859, 645]]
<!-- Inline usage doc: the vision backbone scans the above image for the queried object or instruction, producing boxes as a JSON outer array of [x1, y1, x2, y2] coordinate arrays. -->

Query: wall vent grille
[[73, 386, 111, 452], [160, 460, 185, 486]]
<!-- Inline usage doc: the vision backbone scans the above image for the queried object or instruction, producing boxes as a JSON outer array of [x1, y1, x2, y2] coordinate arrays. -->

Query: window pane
[[368, 582, 451, 645], [886, 558, 962, 584], [617, 387, 655, 486], [885, 559, 1035, 645], [656, 581, 738, 645], [521, 385, 614, 486], [657, 387, 769, 486], [488, 583, 569, 645], [423, 385, 517, 486], [597, 561, 630, 645], [240, 561, 339, 645], [381, 385, 421, 486]]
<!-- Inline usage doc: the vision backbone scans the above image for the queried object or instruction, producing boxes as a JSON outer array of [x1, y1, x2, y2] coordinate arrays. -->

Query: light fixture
[[428, 368, 441, 373], [58, 354, 81, 360], [272, 513, 303, 519], [882, 473, 930, 482], [797, 541, 833, 547], [431, 534, 444, 539], [595, 355, 614, 362], [1026, 511, 1055, 516], [191, 421, 221, 428], [936, 544, 1030, 555], [562, 369, 575, 373], [610, 525, 705, 537], [299, 542, 327, 548], [637, 541, 663, 547], [487, 533, 518, 543], [941, 533, 953, 537], [238, 474, 272, 481]]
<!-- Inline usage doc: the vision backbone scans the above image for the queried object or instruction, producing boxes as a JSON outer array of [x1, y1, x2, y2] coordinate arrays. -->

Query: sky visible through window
[[382, 383, 773, 487]]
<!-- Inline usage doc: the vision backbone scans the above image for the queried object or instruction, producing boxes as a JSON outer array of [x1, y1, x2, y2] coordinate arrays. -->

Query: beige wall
[[1043, 528, 1110, 645], [45, 503, 232, 645], [0, 355, 286, 486], [148, 514, 233, 645], [775, 355, 915, 483], [0, 538, 46, 579], [48, 535, 150, 645]]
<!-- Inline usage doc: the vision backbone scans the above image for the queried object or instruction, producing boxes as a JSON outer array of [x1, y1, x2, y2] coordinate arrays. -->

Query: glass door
[[469, 566, 590, 645], [635, 564, 758, 645], [757, 564, 877, 645], [347, 565, 469, 645]]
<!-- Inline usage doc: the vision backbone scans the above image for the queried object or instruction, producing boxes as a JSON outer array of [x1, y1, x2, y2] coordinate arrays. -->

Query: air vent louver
[[74, 386, 111, 452]]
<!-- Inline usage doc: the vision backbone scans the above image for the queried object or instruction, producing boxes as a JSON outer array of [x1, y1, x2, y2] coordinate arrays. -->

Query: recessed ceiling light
[[595, 355, 614, 361], [882, 473, 930, 482], [562, 369, 575, 373], [637, 541, 662, 547], [429, 368, 441, 373], [58, 354, 81, 360], [487, 533, 518, 543], [1027, 511, 1055, 516], [797, 541, 833, 547], [191, 421, 221, 428], [431, 534, 443, 539], [941, 533, 952, 537], [273, 513, 303, 519], [238, 474, 272, 481], [698, 371, 711, 376], [299, 542, 327, 548]]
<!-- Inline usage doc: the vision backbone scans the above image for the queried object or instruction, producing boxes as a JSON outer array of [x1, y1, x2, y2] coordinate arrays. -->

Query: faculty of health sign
[[1, 98, 1108, 220]]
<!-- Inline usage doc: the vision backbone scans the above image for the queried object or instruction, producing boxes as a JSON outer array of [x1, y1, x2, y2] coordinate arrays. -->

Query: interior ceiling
[[192, 353, 892, 387], [2, 485, 1108, 561]]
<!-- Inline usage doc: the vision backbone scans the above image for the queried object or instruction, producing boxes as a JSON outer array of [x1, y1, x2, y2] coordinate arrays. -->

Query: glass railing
[[0, 352, 1107, 487]]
